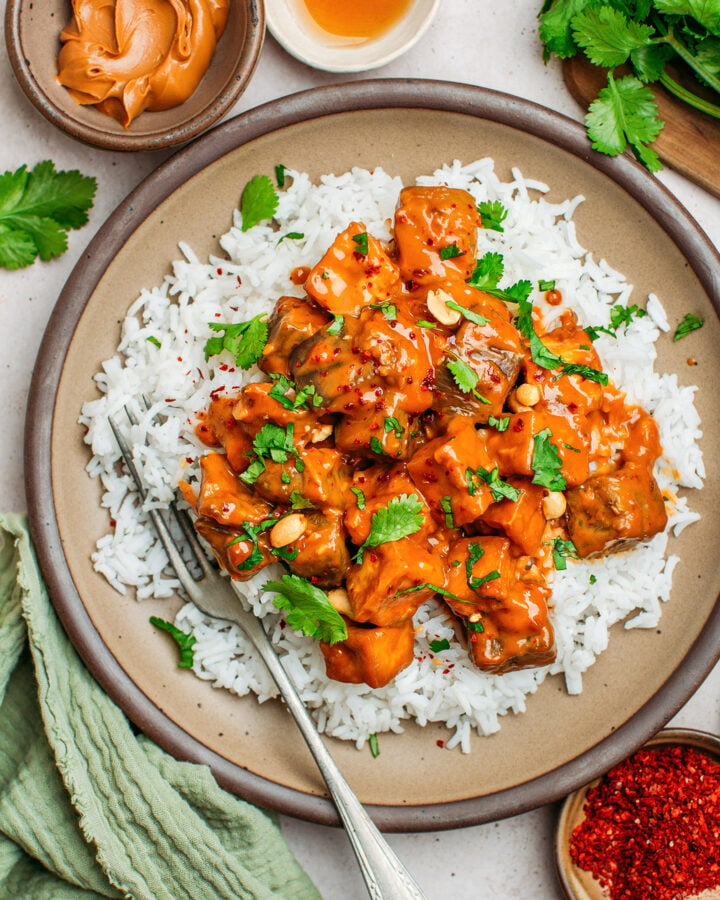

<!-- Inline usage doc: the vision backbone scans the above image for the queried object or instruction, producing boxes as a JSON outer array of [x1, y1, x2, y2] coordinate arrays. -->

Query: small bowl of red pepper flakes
[[555, 728, 720, 900]]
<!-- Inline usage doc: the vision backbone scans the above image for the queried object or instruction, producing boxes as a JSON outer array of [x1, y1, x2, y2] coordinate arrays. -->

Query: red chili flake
[[216, 268, 223, 276], [436, 740, 444, 748], [512, 418, 524, 432], [570, 744, 720, 900], [164, 398, 176, 403], [109, 519, 116, 528]]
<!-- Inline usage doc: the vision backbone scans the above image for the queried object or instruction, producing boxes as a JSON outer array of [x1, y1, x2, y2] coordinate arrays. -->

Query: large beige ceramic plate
[[26, 80, 720, 831]]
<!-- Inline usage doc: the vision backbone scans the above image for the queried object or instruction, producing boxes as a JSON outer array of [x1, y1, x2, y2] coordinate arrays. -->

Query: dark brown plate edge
[[4, 0, 266, 152], [24, 78, 720, 831]]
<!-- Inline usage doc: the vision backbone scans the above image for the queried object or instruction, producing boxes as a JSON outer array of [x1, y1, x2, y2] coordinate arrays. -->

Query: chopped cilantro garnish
[[268, 374, 322, 410], [589, 573, 597, 585], [146, 336, 161, 348], [350, 487, 366, 510], [531, 428, 567, 491], [439, 243, 464, 260], [416, 319, 436, 328], [384, 416, 403, 438], [445, 299, 489, 327], [265, 574, 348, 644], [468, 251, 504, 291], [274, 164, 287, 187], [673, 313, 703, 342], [326, 314, 344, 335], [277, 231, 304, 244], [487, 415, 510, 432], [352, 232, 369, 256], [356, 494, 424, 563], [368, 733, 380, 758], [394, 583, 468, 604], [466, 466, 520, 503], [150, 616, 196, 668], [477, 200, 508, 232], [430, 638, 451, 653], [240, 423, 304, 484], [551, 538, 579, 571], [240, 175, 279, 232], [369, 302, 397, 321], [538, 279, 556, 291], [440, 496, 455, 528], [289, 490, 315, 510], [205, 315, 268, 370], [369, 436, 386, 456], [446, 358, 491, 404]]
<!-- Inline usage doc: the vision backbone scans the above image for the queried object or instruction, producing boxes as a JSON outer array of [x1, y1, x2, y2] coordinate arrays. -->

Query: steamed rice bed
[[81, 159, 703, 752]]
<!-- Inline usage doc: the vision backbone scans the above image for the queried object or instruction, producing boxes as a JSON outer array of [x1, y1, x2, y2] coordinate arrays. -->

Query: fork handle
[[240, 614, 428, 900]]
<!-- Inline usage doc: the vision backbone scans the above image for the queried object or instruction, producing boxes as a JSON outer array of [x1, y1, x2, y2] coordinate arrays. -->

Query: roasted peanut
[[515, 383, 541, 407], [270, 513, 307, 547], [427, 288, 461, 326], [542, 491, 567, 519], [327, 587, 352, 617]]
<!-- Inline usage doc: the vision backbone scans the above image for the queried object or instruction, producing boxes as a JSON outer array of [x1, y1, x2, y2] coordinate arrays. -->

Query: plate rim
[[25, 78, 720, 832]]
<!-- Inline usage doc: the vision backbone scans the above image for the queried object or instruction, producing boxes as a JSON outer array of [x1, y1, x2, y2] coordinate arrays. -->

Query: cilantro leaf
[[268, 374, 322, 410], [538, 0, 592, 59], [467, 466, 521, 502], [585, 73, 664, 172], [394, 582, 468, 604], [277, 231, 304, 244], [369, 436, 387, 456], [551, 537, 579, 571], [673, 312, 704, 340], [350, 487, 366, 510], [384, 416, 403, 437], [289, 490, 315, 510], [369, 733, 380, 757], [369, 302, 397, 321], [440, 243, 464, 259], [538, 279, 556, 291], [205, 315, 269, 370], [447, 358, 490, 403], [531, 428, 567, 491], [477, 200, 509, 232], [610, 303, 647, 330], [440, 496, 455, 528], [571, 7, 654, 68], [265, 574, 348, 644], [352, 232, 369, 256], [326, 315, 344, 335], [558, 362, 608, 384], [429, 638, 451, 653], [654, 0, 720, 34], [275, 164, 287, 187], [240, 175, 279, 231], [468, 251, 504, 290], [0, 160, 96, 269], [445, 299, 489, 326], [150, 616, 196, 668], [487, 415, 510, 432], [358, 493, 424, 560]]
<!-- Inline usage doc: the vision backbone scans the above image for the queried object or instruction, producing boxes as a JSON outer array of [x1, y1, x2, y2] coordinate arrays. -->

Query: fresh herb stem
[[658, 71, 720, 120]]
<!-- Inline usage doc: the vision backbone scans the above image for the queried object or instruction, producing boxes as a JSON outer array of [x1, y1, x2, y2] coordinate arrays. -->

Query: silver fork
[[108, 410, 428, 900]]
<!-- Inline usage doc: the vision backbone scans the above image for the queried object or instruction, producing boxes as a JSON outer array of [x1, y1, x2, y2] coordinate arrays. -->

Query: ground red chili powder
[[570, 744, 720, 900]]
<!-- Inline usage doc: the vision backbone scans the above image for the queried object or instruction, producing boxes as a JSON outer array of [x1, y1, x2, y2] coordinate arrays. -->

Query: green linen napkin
[[0, 512, 322, 900]]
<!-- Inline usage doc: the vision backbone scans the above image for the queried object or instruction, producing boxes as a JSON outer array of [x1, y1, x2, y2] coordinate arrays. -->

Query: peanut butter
[[56, 0, 229, 127]]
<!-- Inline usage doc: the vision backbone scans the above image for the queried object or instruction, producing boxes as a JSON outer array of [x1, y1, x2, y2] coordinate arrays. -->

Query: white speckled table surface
[[2, 2, 719, 897]]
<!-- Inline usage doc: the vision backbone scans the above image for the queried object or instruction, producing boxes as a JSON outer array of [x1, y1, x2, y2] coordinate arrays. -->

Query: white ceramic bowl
[[265, 0, 440, 72]]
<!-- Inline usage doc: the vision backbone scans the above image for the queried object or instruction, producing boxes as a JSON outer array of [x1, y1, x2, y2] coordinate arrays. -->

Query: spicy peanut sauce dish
[[82, 159, 703, 752]]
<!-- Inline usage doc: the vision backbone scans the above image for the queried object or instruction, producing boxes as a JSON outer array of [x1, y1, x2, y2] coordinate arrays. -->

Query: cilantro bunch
[[539, 0, 720, 171]]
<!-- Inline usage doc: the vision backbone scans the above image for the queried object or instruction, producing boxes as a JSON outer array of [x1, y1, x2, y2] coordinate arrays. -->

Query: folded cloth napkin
[[0, 513, 321, 900]]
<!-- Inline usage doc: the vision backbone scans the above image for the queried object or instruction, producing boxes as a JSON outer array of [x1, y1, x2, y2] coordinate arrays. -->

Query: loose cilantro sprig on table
[[0, 160, 96, 270], [204, 315, 268, 370], [538, 0, 720, 171], [356, 493, 424, 563], [265, 574, 348, 644], [150, 616, 196, 668]]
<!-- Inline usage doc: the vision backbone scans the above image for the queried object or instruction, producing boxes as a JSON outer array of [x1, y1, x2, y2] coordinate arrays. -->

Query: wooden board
[[563, 56, 720, 199]]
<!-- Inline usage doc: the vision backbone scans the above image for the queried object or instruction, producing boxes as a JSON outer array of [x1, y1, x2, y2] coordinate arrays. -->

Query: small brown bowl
[[555, 727, 720, 899], [5, 0, 265, 151]]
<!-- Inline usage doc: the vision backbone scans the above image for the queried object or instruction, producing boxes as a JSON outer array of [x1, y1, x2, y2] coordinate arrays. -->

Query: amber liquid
[[301, 0, 413, 39]]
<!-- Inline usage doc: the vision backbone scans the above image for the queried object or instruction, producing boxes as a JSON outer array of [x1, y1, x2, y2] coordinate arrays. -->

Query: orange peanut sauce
[[56, 0, 229, 127], [301, 0, 412, 40]]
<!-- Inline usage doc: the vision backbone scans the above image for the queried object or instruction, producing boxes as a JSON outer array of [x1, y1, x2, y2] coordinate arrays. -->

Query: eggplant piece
[[259, 295, 330, 377], [565, 462, 668, 558], [285, 509, 351, 587]]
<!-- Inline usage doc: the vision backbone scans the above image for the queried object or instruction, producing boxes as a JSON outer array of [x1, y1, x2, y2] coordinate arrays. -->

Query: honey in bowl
[[300, 0, 413, 42]]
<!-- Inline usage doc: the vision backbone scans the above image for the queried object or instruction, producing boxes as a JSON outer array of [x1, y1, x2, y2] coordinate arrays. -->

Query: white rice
[[80, 159, 703, 752]]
